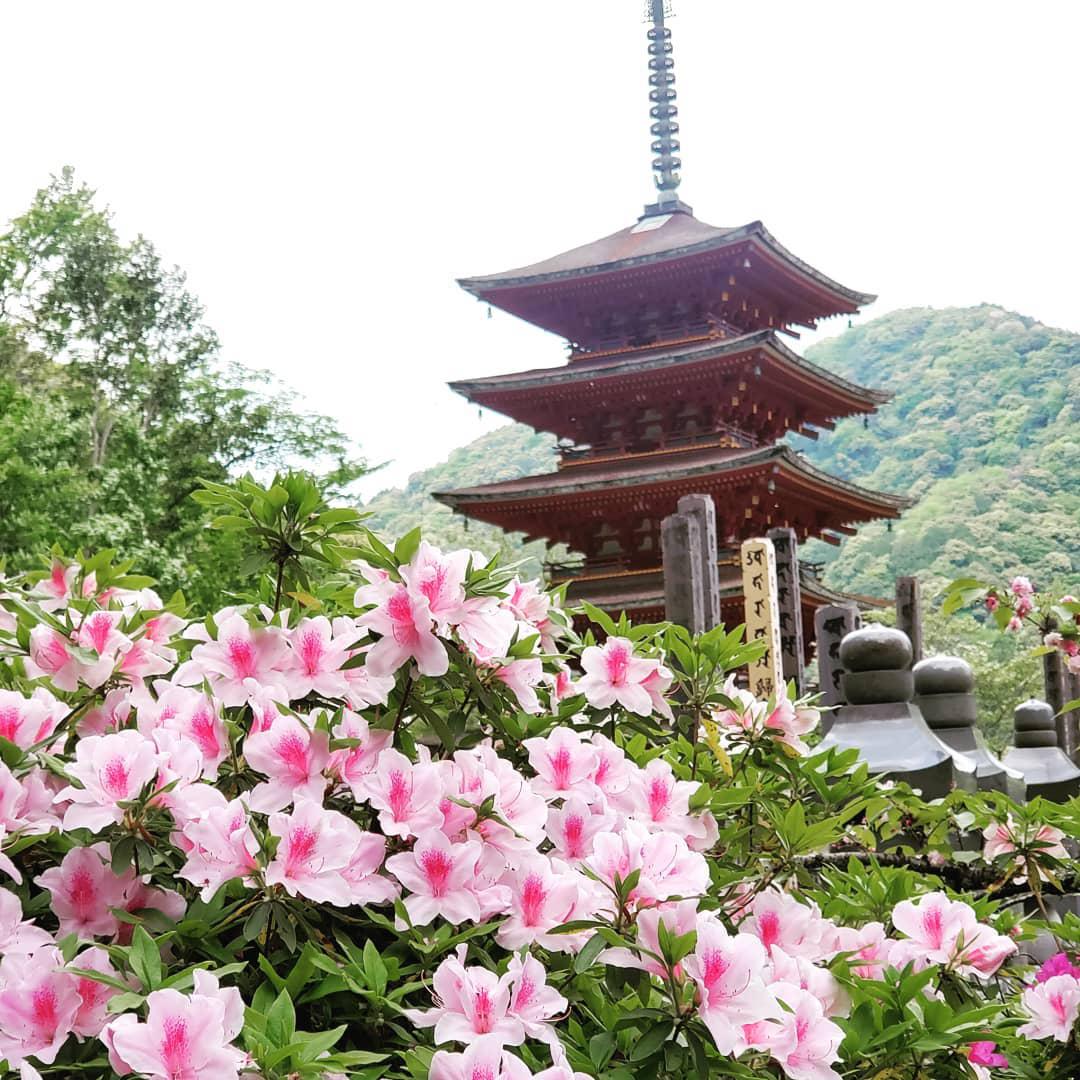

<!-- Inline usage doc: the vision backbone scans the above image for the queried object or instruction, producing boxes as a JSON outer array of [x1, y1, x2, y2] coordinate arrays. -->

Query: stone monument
[[1002, 699, 1080, 802]]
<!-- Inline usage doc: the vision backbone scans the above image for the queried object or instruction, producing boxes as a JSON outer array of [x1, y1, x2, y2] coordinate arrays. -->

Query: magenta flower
[[243, 713, 329, 813], [55, 730, 160, 833], [385, 830, 483, 926], [968, 1041, 1008, 1068], [1036, 952, 1080, 983]]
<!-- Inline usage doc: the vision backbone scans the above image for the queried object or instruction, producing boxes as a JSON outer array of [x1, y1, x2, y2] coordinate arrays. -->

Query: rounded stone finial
[[913, 656, 975, 696], [1014, 699, 1057, 749], [1014, 699, 1054, 731], [839, 626, 913, 673]]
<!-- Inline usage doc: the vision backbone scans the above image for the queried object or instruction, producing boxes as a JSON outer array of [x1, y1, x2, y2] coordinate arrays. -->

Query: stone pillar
[[661, 510, 704, 634], [740, 538, 784, 700], [1066, 670, 1080, 764], [813, 604, 861, 717], [1002, 699, 1080, 802], [767, 527, 804, 693], [677, 494, 721, 631], [913, 656, 1023, 798], [895, 576, 923, 665], [818, 626, 958, 798]]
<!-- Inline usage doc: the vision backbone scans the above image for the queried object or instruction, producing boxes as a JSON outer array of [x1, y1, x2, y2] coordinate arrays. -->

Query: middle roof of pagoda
[[448, 329, 889, 440], [457, 211, 875, 345]]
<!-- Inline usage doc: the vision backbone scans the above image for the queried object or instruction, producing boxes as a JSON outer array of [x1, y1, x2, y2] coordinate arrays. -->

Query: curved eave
[[458, 219, 874, 311], [434, 445, 912, 517], [448, 330, 890, 413]]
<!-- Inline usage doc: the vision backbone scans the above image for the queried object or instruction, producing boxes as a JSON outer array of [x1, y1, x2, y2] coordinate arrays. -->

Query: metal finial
[[645, 0, 681, 211]]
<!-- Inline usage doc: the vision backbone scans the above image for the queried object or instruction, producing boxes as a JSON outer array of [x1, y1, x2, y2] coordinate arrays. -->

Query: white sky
[[3, 1, 1078, 498]]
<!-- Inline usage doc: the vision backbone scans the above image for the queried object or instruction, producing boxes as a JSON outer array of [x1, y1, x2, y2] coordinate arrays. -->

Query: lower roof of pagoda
[[457, 213, 875, 345], [449, 329, 889, 440], [433, 443, 912, 545]]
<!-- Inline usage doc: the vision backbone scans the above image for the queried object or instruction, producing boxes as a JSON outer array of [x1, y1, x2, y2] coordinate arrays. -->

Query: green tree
[[0, 169, 364, 606]]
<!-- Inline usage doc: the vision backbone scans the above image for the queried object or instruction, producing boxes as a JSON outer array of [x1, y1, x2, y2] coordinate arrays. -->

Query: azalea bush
[[0, 475, 1078, 1079]]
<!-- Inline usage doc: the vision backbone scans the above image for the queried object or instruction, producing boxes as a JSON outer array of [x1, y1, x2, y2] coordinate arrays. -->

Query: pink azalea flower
[[356, 747, 444, 839], [0, 947, 80, 1066], [174, 611, 287, 707], [404, 946, 525, 1046], [35, 844, 129, 939], [100, 981, 246, 1079], [56, 730, 160, 833], [475, 745, 549, 849], [356, 579, 448, 678], [588, 823, 709, 908], [24, 626, 83, 693], [546, 796, 614, 862], [74, 609, 130, 663], [740, 888, 830, 962], [243, 713, 329, 813], [1010, 575, 1035, 598], [684, 914, 776, 1056], [385, 830, 483, 926], [326, 709, 392, 793], [502, 577, 551, 631], [70, 946, 127, 1037], [1017, 973, 1080, 1042], [429, 1036, 534, 1080], [494, 658, 544, 714], [0, 688, 66, 750], [576, 637, 660, 716], [80, 688, 133, 737], [400, 542, 470, 627], [266, 799, 394, 907], [177, 796, 260, 901], [505, 951, 567, 1041], [523, 727, 599, 802], [0, 762, 63, 836], [455, 596, 517, 664], [118, 878, 186, 943], [589, 732, 632, 803], [763, 699, 819, 755], [603, 899, 699, 980], [768, 948, 849, 1019], [1036, 952, 1080, 983], [641, 663, 675, 721], [982, 817, 1068, 877], [281, 615, 358, 699], [748, 982, 843, 1080], [0, 888, 53, 954], [890, 892, 1015, 976], [496, 857, 585, 950], [627, 757, 702, 839], [833, 921, 894, 980], [33, 560, 79, 612]]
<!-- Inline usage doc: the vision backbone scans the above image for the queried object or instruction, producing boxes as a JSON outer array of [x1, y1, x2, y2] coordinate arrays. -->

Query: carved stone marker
[[767, 526, 804, 693], [818, 626, 962, 798], [678, 494, 721, 631], [740, 538, 784, 700], [913, 656, 1023, 798], [661, 510, 705, 633], [814, 604, 861, 719], [1002, 699, 1080, 802], [895, 576, 923, 665]]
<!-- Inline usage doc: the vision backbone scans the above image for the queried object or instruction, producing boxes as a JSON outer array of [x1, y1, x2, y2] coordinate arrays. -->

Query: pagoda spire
[[642, 0, 692, 218]]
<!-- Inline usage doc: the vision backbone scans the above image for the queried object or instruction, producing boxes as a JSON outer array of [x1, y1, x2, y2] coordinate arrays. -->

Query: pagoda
[[436, 1, 910, 633]]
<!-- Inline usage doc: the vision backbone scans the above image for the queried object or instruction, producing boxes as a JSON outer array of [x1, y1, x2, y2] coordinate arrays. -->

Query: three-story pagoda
[[436, 2, 910, 631]]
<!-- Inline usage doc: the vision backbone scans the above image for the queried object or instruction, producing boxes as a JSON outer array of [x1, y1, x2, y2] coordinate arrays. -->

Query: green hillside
[[366, 305, 1080, 600]]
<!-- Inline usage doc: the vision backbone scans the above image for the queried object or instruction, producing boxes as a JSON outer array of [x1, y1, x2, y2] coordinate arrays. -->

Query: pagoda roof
[[436, 444, 908, 514], [449, 329, 889, 435], [458, 212, 874, 340]]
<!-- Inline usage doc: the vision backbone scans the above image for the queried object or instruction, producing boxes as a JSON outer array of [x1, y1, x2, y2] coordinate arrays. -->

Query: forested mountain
[[365, 304, 1080, 598]]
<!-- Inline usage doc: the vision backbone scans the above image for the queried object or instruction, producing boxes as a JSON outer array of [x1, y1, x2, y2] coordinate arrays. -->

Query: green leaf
[[393, 527, 423, 566], [129, 925, 162, 991], [629, 1019, 673, 1061], [574, 931, 608, 974], [265, 988, 296, 1049]]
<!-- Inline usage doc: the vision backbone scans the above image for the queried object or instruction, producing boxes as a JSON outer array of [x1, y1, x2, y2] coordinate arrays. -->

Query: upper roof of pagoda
[[448, 329, 889, 443], [458, 212, 874, 347]]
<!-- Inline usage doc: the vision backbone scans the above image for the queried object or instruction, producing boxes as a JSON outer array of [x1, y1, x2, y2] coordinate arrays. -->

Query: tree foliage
[[0, 169, 364, 607]]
